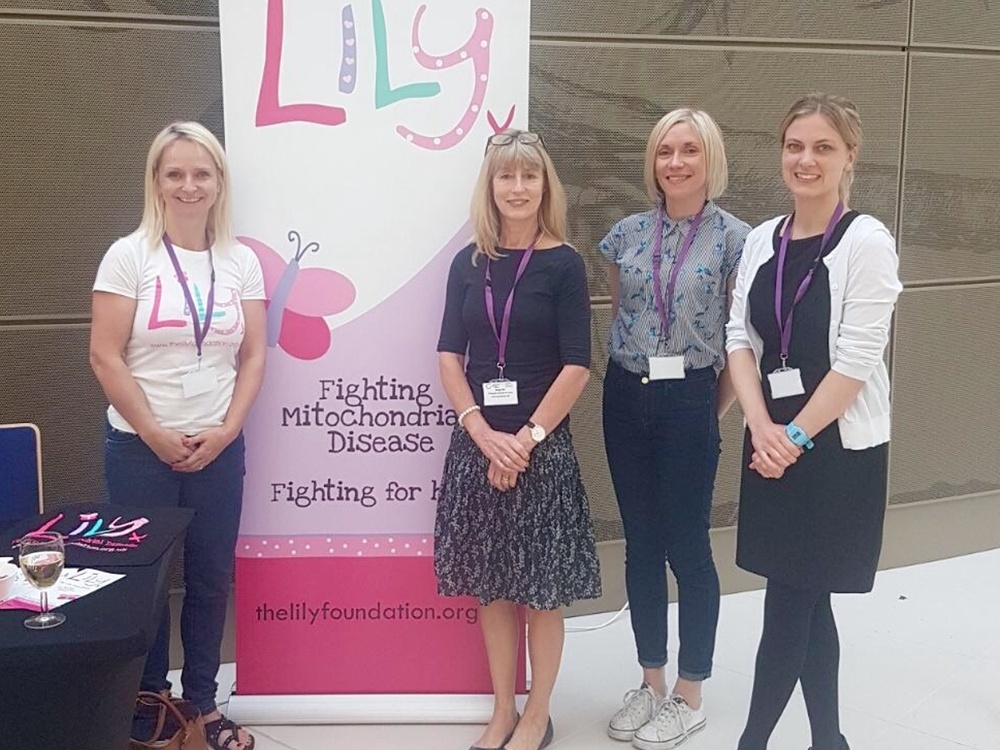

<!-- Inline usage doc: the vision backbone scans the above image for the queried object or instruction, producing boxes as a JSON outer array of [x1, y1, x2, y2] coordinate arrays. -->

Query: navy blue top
[[437, 243, 591, 433]]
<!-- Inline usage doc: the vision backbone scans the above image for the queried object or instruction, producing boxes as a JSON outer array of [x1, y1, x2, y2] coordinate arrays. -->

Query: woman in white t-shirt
[[90, 122, 265, 750]]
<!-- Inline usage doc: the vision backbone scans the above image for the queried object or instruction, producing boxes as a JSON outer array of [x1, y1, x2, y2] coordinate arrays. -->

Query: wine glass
[[18, 531, 66, 629]]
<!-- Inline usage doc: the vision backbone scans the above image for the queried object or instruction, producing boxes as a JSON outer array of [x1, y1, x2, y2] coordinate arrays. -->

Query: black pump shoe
[[503, 717, 553, 750], [469, 715, 519, 750]]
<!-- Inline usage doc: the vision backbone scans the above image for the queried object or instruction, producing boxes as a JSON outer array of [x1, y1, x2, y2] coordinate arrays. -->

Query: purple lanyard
[[484, 236, 538, 378], [774, 202, 844, 367], [652, 206, 705, 344], [163, 234, 215, 360]]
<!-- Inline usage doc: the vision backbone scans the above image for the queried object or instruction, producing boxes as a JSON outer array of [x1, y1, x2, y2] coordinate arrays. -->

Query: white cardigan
[[725, 213, 903, 450]]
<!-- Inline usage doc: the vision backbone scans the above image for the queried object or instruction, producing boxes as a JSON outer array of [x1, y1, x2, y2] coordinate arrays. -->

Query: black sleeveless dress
[[736, 212, 889, 593]]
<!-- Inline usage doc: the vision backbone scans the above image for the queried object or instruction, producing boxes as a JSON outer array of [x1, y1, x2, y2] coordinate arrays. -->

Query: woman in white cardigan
[[725, 93, 902, 750]]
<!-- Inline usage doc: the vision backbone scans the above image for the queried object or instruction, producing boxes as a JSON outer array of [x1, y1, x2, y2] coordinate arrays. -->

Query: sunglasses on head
[[484, 131, 546, 155]]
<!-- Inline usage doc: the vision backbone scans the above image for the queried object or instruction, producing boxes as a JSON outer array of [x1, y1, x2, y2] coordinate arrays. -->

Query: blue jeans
[[104, 422, 245, 714], [602, 360, 721, 680]]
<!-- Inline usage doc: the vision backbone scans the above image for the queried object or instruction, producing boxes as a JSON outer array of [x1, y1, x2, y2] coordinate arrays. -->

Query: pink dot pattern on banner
[[396, 6, 494, 150], [237, 535, 435, 558]]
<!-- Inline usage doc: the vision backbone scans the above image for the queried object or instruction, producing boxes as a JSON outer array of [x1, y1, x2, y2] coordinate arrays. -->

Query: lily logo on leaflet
[[25, 512, 151, 553]]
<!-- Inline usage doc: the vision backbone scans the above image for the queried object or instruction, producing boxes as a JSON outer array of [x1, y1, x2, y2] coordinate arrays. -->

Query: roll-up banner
[[220, 0, 531, 722]]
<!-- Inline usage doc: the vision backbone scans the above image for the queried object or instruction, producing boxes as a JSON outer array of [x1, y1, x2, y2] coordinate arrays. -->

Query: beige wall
[[1, 3, 998, 614]]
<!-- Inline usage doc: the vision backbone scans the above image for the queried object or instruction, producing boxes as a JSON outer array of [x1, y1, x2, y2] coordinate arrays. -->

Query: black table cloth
[[0, 502, 192, 750]]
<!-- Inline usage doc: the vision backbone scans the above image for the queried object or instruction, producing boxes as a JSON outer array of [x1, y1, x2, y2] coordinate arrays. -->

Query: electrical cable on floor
[[216, 681, 237, 711], [564, 600, 630, 633]]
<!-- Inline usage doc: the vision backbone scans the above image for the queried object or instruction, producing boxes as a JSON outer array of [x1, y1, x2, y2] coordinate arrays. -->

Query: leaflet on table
[[0, 566, 125, 611]]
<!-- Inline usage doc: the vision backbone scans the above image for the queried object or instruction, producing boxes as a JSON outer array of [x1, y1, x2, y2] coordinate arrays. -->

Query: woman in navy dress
[[726, 93, 902, 750]]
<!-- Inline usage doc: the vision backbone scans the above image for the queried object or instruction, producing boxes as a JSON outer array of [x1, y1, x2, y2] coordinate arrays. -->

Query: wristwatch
[[527, 420, 547, 444], [785, 422, 815, 450]]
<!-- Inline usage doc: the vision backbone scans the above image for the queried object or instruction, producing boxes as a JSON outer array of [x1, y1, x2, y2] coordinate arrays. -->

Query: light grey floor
[[182, 549, 1000, 750]]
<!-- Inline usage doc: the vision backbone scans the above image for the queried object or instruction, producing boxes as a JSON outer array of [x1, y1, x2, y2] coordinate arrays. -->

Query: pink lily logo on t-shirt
[[147, 272, 229, 333], [210, 287, 245, 336]]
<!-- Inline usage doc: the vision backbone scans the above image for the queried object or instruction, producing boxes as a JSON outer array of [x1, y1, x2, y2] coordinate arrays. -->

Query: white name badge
[[181, 366, 219, 399], [767, 367, 805, 399], [483, 379, 518, 406], [648, 356, 686, 380]]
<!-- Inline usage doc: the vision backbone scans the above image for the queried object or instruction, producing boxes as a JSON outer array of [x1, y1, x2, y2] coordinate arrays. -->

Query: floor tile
[[832, 552, 1000, 659], [836, 629, 975, 722], [860, 724, 981, 750], [897, 649, 1000, 750]]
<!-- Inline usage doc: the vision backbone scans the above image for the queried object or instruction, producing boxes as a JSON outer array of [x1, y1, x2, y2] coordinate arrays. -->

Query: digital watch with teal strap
[[785, 422, 814, 450]]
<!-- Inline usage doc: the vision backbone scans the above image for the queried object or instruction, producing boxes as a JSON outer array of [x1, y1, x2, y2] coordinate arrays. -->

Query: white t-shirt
[[93, 230, 266, 435]]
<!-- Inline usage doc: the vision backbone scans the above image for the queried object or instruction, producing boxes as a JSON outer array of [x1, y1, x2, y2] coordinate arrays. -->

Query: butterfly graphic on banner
[[239, 231, 356, 361]]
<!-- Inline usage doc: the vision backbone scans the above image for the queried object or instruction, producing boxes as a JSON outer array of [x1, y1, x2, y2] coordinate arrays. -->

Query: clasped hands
[[144, 424, 238, 473], [471, 425, 535, 491], [748, 421, 802, 479]]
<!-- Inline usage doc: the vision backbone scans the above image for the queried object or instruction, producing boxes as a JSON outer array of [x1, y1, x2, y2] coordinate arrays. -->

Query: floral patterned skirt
[[434, 425, 602, 610]]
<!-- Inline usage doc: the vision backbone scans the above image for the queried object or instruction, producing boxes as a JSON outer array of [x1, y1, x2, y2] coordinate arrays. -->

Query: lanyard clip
[[496, 363, 506, 380]]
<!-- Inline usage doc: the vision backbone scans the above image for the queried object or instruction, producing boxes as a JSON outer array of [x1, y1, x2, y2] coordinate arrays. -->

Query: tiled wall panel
[[889, 285, 1000, 504], [532, 0, 908, 43], [0, 327, 107, 511], [0, 1, 215, 15], [911, 0, 1000, 49], [0, 23, 222, 319], [898, 54, 1000, 283]]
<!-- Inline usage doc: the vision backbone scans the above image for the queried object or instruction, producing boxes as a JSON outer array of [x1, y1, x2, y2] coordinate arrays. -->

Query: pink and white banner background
[[220, 0, 530, 697]]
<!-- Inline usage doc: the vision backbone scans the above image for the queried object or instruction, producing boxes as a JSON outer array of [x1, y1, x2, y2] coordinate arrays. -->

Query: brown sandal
[[205, 716, 255, 750]]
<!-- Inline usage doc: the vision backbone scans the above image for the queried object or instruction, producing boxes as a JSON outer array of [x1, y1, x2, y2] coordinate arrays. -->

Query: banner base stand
[[227, 693, 529, 725]]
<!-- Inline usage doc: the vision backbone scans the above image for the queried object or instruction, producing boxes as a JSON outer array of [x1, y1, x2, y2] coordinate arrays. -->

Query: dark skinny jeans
[[602, 360, 721, 680], [105, 422, 245, 714]]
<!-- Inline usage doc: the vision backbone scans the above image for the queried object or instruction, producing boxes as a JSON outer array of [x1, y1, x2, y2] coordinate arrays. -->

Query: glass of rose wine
[[18, 531, 66, 629]]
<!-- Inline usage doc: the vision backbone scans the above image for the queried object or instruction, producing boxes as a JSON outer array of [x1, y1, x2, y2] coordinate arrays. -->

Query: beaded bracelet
[[457, 404, 481, 428]]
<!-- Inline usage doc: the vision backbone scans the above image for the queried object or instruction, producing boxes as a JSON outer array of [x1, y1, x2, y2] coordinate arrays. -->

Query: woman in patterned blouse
[[600, 109, 750, 750]]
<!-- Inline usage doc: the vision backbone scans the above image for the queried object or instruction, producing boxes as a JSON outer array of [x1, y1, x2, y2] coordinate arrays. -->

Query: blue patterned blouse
[[599, 201, 750, 374]]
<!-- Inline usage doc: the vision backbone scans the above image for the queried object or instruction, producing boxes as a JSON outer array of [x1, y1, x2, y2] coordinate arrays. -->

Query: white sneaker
[[631, 695, 706, 750], [608, 683, 658, 741]]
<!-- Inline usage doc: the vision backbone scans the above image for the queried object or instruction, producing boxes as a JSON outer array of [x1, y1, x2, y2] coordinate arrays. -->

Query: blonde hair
[[643, 109, 729, 207], [470, 130, 568, 262], [780, 92, 862, 203], [139, 122, 234, 248]]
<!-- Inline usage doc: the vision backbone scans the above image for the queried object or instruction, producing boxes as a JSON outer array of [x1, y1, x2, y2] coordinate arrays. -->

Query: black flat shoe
[[807, 735, 849, 750], [503, 717, 553, 750], [470, 715, 519, 750]]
